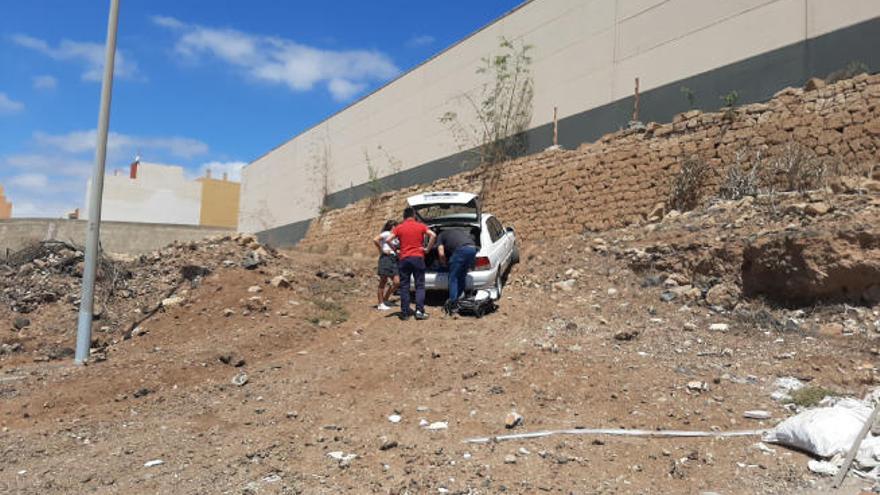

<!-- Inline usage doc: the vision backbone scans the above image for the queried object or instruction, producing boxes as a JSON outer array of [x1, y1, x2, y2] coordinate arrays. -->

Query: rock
[[425, 421, 448, 431], [553, 279, 576, 291], [218, 354, 245, 367], [742, 230, 880, 306], [709, 323, 729, 332], [660, 291, 678, 302], [613, 330, 639, 341], [743, 410, 772, 420], [242, 251, 264, 270], [161, 295, 184, 308], [505, 411, 524, 429], [705, 283, 740, 310], [504, 454, 517, 464], [649, 202, 666, 220], [865, 285, 880, 305], [270, 276, 290, 288], [247, 285, 262, 293], [607, 288, 618, 296], [231, 373, 249, 386], [223, 308, 235, 317], [388, 414, 402, 423], [143, 459, 164, 468], [12, 317, 31, 330], [687, 381, 708, 392], [804, 77, 826, 91], [132, 387, 152, 398], [378, 436, 398, 451], [327, 451, 357, 467], [804, 202, 832, 216]]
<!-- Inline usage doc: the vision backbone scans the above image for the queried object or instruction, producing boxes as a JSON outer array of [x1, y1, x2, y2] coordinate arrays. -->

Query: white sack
[[763, 398, 872, 458]]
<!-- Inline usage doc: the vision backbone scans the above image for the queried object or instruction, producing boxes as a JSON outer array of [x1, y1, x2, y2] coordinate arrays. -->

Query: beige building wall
[[240, 0, 880, 239], [0, 184, 12, 219], [198, 176, 241, 229]]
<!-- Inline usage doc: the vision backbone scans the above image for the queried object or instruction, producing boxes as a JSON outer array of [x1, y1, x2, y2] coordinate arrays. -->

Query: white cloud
[[4, 153, 93, 177], [9, 173, 49, 189], [196, 161, 247, 181], [12, 34, 139, 81], [0, 92, 24, 114], [153, 16, 399, 101], [34, 130, 209, 160], [406, 35, 435, 47], [33, 75, 58, 90]]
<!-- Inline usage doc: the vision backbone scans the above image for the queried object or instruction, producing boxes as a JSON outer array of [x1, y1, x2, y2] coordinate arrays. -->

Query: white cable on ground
[[463, 427, 766, 444]]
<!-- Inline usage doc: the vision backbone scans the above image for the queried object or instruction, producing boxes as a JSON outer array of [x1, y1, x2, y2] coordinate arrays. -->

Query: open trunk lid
[[406, 192, 481, 224]]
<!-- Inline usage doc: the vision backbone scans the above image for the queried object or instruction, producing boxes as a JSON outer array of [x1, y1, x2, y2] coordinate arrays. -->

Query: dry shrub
[[769, 142, 829, 193], [669, 156, 709, 211], [718, 148, 763, 200]]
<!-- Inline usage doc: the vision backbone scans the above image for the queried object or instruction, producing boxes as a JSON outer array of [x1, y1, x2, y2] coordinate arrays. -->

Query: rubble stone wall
[[298, 74, 880, 255], [0, 219, 233, 256]]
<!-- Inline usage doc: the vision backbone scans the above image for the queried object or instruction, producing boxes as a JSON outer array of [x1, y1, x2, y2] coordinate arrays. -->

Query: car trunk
[[424, 223, 481, 271], [406, 192, 482, 272]]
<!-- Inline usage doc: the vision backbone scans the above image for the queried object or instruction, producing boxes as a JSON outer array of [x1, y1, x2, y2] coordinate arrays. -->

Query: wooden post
[[553, 106, 558, 147], [633, 77, 640, 123], [832, 401, 880, 489]]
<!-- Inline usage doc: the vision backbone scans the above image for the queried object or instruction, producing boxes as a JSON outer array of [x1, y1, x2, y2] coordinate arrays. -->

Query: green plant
[[826, 61, 869, 84], [720, 90, 739, 108], [786, 386, 839, 408], [669, 156, 709, 212], [439, 37, 535, 168], [680, 86, 696, 109]]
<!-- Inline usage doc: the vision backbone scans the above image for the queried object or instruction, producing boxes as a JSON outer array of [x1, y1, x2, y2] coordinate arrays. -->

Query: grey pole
[[75, 0, 120, 364]]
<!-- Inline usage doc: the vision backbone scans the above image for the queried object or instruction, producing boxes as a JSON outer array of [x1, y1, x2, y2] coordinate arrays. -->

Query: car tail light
[[474, 256, 491, 271]]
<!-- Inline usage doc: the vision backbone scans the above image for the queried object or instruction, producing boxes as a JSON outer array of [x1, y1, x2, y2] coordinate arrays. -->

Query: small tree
[[440, 37, 534, 167]]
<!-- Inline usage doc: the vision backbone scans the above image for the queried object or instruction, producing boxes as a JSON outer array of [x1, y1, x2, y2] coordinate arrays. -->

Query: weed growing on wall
[[680, 86, 696, 109], [720, 90, 739, 121], [309, 139, 332, 216], [826, 61, 869, 84], [439, 37, 535, 168]]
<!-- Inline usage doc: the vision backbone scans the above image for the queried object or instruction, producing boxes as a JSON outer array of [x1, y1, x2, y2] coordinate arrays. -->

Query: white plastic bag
[[763, 398, 872, 458]]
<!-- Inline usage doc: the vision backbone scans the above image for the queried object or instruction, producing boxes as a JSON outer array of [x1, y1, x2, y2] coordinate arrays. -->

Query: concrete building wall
[[84, 162, 202, 226], [241, 0, 880, 245], [0, 184, 11, 219], [0, 219, 232, 255], [198, 176, 241, 229]]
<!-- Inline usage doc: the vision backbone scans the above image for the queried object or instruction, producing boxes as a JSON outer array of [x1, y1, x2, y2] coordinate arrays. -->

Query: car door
[[484, 216, 504, 273], [488, 216, 513, 272]]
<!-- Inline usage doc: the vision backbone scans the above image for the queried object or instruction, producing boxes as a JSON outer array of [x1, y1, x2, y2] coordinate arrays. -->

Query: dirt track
[[1, 229, 877, 494]]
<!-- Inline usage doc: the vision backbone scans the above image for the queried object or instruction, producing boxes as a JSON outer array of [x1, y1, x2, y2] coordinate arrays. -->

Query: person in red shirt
[[387, 207, 436, 320]]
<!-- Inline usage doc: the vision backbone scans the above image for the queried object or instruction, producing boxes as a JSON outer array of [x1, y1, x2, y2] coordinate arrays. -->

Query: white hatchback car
[[407, 191, 519, 300]]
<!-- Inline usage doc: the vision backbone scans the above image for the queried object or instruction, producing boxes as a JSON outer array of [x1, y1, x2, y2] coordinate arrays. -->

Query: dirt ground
[[1, 192, 879, 494]]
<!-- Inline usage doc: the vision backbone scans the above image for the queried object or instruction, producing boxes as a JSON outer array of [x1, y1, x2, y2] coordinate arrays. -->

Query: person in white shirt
[[372, 220, 400, 310]]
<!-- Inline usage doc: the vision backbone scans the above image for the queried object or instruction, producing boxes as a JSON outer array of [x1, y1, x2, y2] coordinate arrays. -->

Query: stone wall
[[298, 74, 880, 255], [0, 219, 233, 256]]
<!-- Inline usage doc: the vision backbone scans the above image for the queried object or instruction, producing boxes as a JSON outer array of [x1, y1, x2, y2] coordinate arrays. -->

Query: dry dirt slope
[[1, 191, 879, 494]]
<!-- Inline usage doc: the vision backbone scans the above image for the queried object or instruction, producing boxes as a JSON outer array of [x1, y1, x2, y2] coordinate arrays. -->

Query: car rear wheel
[[494, 273, 504, 297], [510, 245, 520, 265]]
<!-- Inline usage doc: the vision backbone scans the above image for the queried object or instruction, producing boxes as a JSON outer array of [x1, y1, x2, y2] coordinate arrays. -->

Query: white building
[[83, 161, 202, 225], [240, 0, 880, 245]]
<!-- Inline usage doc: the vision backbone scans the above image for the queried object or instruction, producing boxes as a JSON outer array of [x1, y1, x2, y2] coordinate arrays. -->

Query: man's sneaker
[[377, 303, 391, 311], [414, 310, 429, 320], [398, 312, 411, 321]]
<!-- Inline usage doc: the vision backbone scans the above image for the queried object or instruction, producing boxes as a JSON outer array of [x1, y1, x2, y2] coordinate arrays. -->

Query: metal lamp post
[[75, 0, 120, 364]]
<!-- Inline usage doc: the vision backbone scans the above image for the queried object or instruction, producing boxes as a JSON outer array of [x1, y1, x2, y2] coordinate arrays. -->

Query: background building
[[84, 160, 241, 228], [241, 0, 880, 245], [0, 184, 12, 219]]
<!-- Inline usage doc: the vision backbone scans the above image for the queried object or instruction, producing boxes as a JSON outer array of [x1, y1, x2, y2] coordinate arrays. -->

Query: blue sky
[[0, 0, 521, 217]]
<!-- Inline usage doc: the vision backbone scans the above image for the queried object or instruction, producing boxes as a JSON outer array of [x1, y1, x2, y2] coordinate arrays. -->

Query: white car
[[407, 191, 519, 300]]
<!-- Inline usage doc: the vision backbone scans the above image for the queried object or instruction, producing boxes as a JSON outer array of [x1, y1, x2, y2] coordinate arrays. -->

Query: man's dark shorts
[[378, 254, 399, 277]]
